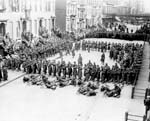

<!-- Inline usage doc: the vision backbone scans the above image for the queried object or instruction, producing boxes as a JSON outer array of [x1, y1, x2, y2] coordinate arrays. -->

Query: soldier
[[84, 64, 90, 82], [43, 60, 47, 74], [68, 62, 72, 78], [48, 61, 53, 76], [72, 49, 75, 58], [101, 52, 105, 64], [32, 60, 38, 74], [57, 61, 62, 77], [27, 63, 32, 74], [96, 65, 101, 82], [78, 64, 82, 80], [87, 44, 90, 53], [0, 57, 3, 82], [62, 62, 67, 78], [17, 58, 22, 71], [73, 62, 78, 79], [53, 62, 57, 77], [78, 54, 83, 66], [37, 60, 42, 74], [11, 58, 15, 70], [2, 66, 8, 81]]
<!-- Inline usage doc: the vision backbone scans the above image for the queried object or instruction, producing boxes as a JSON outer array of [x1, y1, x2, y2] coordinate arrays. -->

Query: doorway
[[0, 23, 5, 36]]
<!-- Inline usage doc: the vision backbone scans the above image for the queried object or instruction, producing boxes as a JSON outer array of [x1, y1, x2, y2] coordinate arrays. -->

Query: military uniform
[[37, 61, 42, 74], [101, 53, 105, 64], [48, 62, 53, 76], [73, 63, 78, 79], [2, 66, 8, 81], [53, 64, 57, 77], [68, 64, 72, 78], [78, 65, 82, 80], [32, 61, 37, 74]]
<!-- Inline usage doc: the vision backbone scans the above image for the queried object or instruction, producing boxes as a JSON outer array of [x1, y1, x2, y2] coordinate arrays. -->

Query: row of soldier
[[4, 40, 143, 85], [14, 60, 139, 85]]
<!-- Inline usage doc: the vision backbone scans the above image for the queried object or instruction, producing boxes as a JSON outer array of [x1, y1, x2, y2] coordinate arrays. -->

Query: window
[[30, 20, 32, 32], [46, 0, 51, 12], [0, 0, 5, 10], [35, 1, 37, 12], [35, 20, 37, 34], [9, 0, 20, 12], [16, 21, 20, 38], [49, 19, 51, 31], [21, 0, 25, 12], [45, 19, 47, 28], [40, 0, 42, 11]]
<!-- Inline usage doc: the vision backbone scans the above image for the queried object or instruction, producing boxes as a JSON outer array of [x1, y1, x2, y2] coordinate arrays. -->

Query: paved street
[[136, 42, 150, 89], [0, 38, 146, 121]]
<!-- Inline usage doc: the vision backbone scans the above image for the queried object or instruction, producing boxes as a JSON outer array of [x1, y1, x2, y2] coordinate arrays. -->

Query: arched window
[[0, 23, 5, 36], [39, 19, 43, 27], [22, 20, 27, 32]]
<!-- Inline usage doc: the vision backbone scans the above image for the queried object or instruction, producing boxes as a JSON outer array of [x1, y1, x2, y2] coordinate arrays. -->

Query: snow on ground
[[56, 50, 117, 68], [0, 38, 145, 121], [0, 79, 145, 121]]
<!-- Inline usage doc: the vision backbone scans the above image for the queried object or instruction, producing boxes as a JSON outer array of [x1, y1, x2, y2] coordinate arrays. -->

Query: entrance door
[[39, 19, 43, 27], [52, 18, 55, 29], [22, 20, 27, 32], [0, 23, 5, 36]]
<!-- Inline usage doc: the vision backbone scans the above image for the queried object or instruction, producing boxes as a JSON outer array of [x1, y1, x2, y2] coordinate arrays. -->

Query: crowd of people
[[17, 39, 143, 97], [0, 24, 146, 98]]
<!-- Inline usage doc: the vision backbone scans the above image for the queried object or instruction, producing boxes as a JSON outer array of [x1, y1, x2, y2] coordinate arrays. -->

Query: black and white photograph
[[0, 0, 150, 121]]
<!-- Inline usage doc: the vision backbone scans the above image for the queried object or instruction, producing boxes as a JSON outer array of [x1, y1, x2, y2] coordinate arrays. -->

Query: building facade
[[129, 0, 144, 15], [0, 0, 55, 40], [66, 0, 103, 33], [55, 0, 66, 32], [102, 3, 130, 15]]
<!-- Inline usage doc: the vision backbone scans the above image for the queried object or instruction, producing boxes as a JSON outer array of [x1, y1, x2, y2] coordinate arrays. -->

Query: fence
[[125, 112, 146, 121]]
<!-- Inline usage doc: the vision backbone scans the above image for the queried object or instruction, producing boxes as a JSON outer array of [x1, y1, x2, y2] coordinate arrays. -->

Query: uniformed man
[[62, 62, 67, 78], [57, 61, 62, 77], [101, 52, 105, 64], [53, 61, 57, 77], [0, 56, 3, 82], [78, 54, 83, 66], [2, 66, 8, 81], [48, 61, 53, 76], [37, 60, 42, 74], [68, 62, 72, 78], [78, 64, 82, 80], [43, 60, 47, 74], [32, 59, 38, 74], [73, 62, 78, 79]]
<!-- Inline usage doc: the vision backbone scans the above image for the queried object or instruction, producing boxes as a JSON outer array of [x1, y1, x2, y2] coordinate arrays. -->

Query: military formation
[[0, 28, 145, 98], [18, 39, 143, 97]]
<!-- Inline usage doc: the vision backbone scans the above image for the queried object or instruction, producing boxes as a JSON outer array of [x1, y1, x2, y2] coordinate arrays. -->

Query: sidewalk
[[0, 70, 26, 88], [136, 42, 150, 89]]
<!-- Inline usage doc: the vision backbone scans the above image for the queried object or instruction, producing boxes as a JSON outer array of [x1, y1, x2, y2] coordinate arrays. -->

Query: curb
[[0, 73, 27, 88]]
